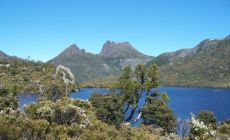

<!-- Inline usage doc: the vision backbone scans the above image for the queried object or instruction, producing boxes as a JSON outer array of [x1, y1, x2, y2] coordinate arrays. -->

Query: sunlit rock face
[[100, 40, 151, 59]]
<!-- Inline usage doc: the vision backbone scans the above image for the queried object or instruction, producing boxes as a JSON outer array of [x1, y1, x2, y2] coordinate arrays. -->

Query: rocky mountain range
[[148, 35, 230, 87], [48, 41, 153, 83], [49, 35, 230, 87], [1, 35, 230, 87]]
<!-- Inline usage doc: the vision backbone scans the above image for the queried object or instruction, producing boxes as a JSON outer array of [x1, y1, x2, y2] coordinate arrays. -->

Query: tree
[[196, 110, 217, 128], [118, 64, 160, 121], [89, 93, 124, 128], [118, 66, 132, 81], [141, 96, 176, 133], [41, 84, 66, 101], [145, 64, 159, 91], [118, 64, 176, 132], [135, 64, 147, 85], [112, 66, 142, 122]]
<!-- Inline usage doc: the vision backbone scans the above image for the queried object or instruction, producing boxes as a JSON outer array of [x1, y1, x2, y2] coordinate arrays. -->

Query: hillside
[[148, 35, 230, 87], [0, 52, 77, 93], [49, 41, 152, 83], [0, 51, 10, 59], [49, 36, 230, 87]]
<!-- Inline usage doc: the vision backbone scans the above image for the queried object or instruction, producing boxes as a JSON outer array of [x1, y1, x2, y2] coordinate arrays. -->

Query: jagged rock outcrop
[[100, 40, 150, 59], [49, 41, 153, 83]]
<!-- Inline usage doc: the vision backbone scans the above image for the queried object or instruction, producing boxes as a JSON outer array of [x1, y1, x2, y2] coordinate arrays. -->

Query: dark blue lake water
[[18, 87, 230, 122]]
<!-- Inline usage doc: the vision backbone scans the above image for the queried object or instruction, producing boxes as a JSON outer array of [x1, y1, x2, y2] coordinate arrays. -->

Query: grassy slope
[[0, 58, 77, 93], [148, 37, 230, 88]]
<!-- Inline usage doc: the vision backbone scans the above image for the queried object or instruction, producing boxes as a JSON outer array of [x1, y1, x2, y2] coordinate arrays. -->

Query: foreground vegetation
[[0, 58, 230, 139], [0, 79, 160, 139], [0, 89, 160, 140], [0, 61, 161, 139]]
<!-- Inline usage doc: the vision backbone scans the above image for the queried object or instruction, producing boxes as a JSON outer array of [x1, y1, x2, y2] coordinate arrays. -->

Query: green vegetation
[[189, 111, 230, 140], [196, 110, 217, 128], [0, 58, 160, 139], [0, 58, 77, 93], [1, 53, 230, 139], [80, 76, 117, 88], [148, 36, 230, 88], [49, 42, 152, 84], [0, 88, 18, 112], [218, 119, 230, 139], [89, 93, 123, 128], [48, 35, 230, 88], [142, 95, 176, 133], [90, 64, 176, 134], [0, 78, 159, 139]]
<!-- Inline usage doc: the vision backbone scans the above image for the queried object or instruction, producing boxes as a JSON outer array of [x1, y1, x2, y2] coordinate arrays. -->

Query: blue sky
[[0, 0, 230, 62]]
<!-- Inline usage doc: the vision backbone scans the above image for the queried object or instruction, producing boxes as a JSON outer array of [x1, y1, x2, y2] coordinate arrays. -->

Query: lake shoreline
[[17, 85, 230, 95], [19, 87, 230, 122], [80, 84, 230, 88], [159, 85, 230, 89]]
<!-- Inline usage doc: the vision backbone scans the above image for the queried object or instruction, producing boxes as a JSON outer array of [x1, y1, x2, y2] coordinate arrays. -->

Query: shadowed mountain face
[[0, 51, 10, 59], [148, 35, 230, 87], [49, 41, 152, 83]]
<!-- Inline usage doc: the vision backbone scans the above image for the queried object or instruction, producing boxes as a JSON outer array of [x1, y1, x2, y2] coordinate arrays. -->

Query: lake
[[18, 87, 230, 122]]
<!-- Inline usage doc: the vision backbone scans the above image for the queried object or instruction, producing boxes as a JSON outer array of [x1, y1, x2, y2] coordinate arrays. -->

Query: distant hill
[[0, 51, 10, 59], [49, 41, 153, 83], [0, 51, 77, 93], [148, 35, 230, 87]]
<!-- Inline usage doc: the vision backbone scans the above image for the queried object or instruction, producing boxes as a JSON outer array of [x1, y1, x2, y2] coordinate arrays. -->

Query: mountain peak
[[59, 44, 86, 57], [65, 44, 80, 53], [100, 40, 148, 59], [103, 40, 132, 48], [193, 38, 220, 52]]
